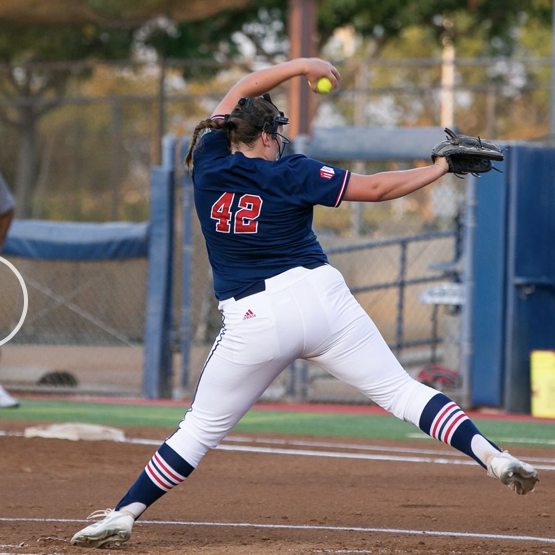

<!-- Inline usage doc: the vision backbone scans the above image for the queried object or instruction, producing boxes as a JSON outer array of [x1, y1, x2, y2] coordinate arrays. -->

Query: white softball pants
[[167, 264, 437, 467]]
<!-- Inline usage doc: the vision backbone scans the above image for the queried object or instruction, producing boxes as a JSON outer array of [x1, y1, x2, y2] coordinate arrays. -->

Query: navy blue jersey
[[192, 126, 350, 300]]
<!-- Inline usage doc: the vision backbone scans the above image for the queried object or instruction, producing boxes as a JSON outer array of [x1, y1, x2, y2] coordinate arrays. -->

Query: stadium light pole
[[288, 0, 316, 138]]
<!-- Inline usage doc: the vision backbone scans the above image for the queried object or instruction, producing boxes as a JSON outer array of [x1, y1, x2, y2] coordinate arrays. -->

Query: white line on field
[[4, 430, 555, 469], [0, 517, 554, 545], [122, 436, 555, 468], [215, 443, 479, 466], [222, 436, 555, 464], [216, 444, 555, 470], [407, 432, 555, 446], [224, 436, 464, 456], [495, 437, 555, 446]]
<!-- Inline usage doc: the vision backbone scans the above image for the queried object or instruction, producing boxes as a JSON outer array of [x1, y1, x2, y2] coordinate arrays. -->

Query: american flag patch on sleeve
[[320, 166, 335, 179]]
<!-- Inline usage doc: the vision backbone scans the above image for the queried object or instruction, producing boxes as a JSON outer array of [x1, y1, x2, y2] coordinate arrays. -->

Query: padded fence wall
[[471, 145, 555, 412], [0, 165, 175, 399], [0, 225, 149, 396]]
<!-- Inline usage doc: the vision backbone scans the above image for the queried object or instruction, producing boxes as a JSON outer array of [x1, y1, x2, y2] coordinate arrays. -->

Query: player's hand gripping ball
[[308, 77, 333, 94]]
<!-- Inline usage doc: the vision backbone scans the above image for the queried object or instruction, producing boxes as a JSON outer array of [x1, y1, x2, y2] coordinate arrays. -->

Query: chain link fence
[[0, 256, 147, 395], [181, 166, 466, 403], [0, 56, 551, 222], [1, 55, 548, 400]]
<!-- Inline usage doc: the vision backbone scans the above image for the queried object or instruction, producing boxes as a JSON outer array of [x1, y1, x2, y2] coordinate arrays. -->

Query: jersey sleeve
[[285, 156, 350, 208]]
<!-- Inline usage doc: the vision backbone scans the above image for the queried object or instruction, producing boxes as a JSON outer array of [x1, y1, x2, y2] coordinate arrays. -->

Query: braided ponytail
[[185, 118, 228, 170]]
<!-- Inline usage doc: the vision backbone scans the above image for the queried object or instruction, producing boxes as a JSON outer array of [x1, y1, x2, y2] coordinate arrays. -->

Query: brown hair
[[185, 96, 280, 170]]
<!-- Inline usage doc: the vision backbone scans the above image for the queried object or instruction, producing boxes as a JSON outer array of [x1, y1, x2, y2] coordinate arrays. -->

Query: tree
[[0, 24, 134, 216], [3, 0, 550, 215], [0, 0, 254, 217], [144, 0, 551, 65]]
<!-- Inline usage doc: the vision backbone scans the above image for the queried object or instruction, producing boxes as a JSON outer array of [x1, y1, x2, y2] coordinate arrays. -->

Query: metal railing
[[326, 228, 461, 355]]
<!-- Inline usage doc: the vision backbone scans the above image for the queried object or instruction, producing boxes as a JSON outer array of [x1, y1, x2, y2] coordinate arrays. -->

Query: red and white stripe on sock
[[429, 401, 469, 446], [145, 451, 187, 492]]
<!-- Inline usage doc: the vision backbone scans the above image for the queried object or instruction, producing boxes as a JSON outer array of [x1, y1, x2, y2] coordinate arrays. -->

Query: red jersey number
[[211, 192, 234, 233], [235, 195, 263, 234], [211, 193, 262, 234]]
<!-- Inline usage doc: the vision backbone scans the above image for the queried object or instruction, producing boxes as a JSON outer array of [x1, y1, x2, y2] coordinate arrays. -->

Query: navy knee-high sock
[[115, 443, 194, 516], [419, 393, 500, 468]]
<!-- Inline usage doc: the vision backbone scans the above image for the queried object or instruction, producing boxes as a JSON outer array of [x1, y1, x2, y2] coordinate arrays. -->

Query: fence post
[[288, 361, 297, 398], [143, 137, 176, 399], [179, 137, 193, 396], [395, 241, 408, 354], [460, 176, 477, 409]]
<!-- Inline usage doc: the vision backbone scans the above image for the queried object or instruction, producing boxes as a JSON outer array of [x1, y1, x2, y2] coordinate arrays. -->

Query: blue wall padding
[[503, 146, 555, 413], [4, 220, 149, 260], [471, 145, 555, 412], [307, 127, 450, 161], [471, 154, 510, 407], [142, 165, 175, 399]]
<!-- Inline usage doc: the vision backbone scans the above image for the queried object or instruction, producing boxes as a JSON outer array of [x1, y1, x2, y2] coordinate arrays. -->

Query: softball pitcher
[[71, 57, 539, 548]]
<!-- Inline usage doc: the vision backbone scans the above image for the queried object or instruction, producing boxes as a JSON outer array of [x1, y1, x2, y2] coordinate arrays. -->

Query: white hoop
[[0, 256, 28, 347]]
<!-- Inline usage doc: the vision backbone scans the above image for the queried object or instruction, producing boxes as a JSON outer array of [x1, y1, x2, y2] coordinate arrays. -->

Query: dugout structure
[[1, 147, 175, 399]]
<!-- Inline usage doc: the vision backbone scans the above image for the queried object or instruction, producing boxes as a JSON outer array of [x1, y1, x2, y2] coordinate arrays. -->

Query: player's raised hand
[[302, 58, 340, 93], [212, 58, 339, 117]]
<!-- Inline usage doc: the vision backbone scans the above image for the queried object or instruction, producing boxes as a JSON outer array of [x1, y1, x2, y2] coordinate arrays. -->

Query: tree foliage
[[1, 0, 551, 218], [143, 0, 552, 65], [0, 24, 135, 216], [0, 0, 252, 26]]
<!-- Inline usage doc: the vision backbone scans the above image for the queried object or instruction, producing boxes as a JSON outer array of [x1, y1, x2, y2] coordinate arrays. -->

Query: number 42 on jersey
[[211, 192, 263, 234]]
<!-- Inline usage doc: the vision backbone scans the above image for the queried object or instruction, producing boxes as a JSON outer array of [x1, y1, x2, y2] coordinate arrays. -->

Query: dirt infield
[[1, 420, 554, 555]]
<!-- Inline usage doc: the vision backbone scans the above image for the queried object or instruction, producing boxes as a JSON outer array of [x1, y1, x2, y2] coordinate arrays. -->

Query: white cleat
[[70, 509, 134, 548], [0, 385, 19, 408], [487, 451, 539, 495]]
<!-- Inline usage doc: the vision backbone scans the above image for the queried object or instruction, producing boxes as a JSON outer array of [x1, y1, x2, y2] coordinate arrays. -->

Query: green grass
[[1, 398, 554, 448]]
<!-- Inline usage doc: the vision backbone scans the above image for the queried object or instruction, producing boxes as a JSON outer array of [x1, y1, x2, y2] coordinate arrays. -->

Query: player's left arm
[[0, 207, 14, 253], [343, 158, 449, 203], [212, 58, 340, 117]]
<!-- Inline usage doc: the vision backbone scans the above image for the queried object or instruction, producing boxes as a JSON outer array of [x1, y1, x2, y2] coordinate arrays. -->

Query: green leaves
[[0, 24, 134, 63]]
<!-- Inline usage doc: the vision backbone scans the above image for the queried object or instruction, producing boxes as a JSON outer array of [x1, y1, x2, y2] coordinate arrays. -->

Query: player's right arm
[[343, 158, 449, 203], [212, 58, 340, 117]]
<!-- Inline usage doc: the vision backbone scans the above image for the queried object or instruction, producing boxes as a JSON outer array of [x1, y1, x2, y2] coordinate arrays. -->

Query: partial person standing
[[0, 173, 19, 409], [71, 57, 538, 548]]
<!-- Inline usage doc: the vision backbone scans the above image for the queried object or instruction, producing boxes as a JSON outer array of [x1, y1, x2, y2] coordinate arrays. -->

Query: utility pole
[[288, 0, 316, 138], [441, 38, 455, 128]]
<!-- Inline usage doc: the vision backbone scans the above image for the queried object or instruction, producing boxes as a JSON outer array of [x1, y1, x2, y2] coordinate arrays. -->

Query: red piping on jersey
[[334, 170, 350, 207]]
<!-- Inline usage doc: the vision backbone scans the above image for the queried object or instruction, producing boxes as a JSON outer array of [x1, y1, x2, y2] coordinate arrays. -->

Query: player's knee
[[165, 424, 214, 468], [388, 380, 438, 425]]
